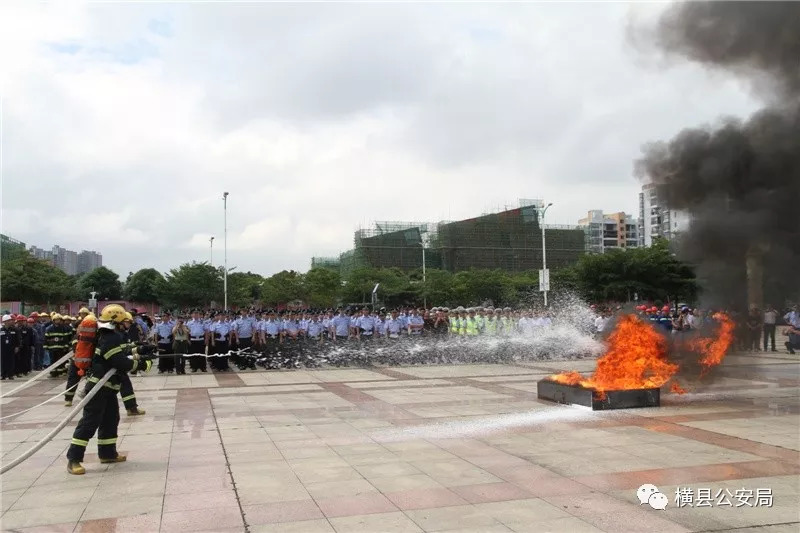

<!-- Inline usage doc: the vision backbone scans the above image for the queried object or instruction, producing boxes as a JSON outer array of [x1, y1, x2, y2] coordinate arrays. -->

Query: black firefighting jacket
[[87, 327, 152, 392], [44, 323, 73, 352]]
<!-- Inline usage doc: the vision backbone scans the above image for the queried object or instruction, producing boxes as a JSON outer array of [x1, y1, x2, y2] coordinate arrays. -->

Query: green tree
[[260, 270, 306, 306], [574, 240, 697, 303], [341, 267, 412, 307], [77, 266, 123, 300], [123, 268, 165, 303], [303, 268, 341, 308], [450, 269, 515, 306], [417, 268, 453, 307], [227, 272, 265, 308], [162, 262, 223, 308], [1, 250, 76, 303]]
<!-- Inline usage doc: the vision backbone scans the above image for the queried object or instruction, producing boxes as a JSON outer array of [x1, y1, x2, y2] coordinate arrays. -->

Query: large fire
[[549, 312, 734, 392], [688, 312, 736, 375]]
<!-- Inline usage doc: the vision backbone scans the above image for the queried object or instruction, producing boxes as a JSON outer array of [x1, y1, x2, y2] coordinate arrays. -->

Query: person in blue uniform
[[187, 310, 208, 373], [233, 310, 256, 370], [210, 314, 232, 371], [355, 308, 377, 342], [259, 311, 281, 368], [155, 313, 175, 374], [330, 309, 352, 342]]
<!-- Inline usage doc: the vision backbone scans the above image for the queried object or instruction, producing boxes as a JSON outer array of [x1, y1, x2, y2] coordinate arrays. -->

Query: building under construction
[[314, 201, 586, 276]]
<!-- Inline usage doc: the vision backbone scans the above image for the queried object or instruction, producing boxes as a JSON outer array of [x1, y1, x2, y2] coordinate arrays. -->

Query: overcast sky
[[1, 2, 759, 278]]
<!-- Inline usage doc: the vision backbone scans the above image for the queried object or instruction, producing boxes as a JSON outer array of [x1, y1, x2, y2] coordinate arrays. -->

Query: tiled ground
[[0, 349, 798, 532]]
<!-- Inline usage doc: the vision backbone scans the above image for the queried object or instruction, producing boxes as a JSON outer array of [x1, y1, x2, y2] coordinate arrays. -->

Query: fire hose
[[0, 350, 75, 399], [0, 368, 116, 475], [0, 382, 80, 421]]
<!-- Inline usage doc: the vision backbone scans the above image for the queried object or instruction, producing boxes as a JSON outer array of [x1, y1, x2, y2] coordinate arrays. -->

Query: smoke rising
[[635, 2, 800, 309]]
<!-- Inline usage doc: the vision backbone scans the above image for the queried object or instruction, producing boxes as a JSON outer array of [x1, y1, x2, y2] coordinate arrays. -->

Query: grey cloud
[[2, 2, 766, 276]]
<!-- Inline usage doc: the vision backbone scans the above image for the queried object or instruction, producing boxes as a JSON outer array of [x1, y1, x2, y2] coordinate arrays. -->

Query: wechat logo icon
[[637, 484, 668, 510]]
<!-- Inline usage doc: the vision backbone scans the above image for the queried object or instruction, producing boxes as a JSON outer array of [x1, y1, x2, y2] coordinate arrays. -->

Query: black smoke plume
[[635, 2, 800, 310]]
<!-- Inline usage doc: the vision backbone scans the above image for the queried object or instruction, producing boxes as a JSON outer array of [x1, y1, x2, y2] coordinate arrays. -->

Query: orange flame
[[670, 382, 687, 394], [549, 314, 676, 391], [548, 312, 735, 392], [688, 312, 735, 375]]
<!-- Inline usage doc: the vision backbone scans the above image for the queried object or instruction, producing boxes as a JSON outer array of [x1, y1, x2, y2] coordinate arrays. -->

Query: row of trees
[[2, 240, 697, 309]]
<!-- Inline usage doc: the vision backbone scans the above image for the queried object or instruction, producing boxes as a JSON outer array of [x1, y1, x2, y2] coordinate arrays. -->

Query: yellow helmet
[[79, 307, 91, 315], [123, 312, 133, 322], [52, 313, 63, 321], [99, 304, 127, 324], [50, 311, 58, 318]]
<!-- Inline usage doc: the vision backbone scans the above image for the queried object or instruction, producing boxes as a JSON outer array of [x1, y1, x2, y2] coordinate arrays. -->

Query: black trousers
[[1, 349, 15, 379], [65, 361, 81, 401], [157, 343, 174, 372], [212, 340, 229, 370], [67, 385, 120, 462], [173, 340, 188, 374], [236, 338, 255, 369], [119, 373, 138, 410], [763, 324, 776, 351], [189, 340, 206, 371], [34, 343, 44, 370], [16, 346, 31, 375], [49, 349, 68, 376]]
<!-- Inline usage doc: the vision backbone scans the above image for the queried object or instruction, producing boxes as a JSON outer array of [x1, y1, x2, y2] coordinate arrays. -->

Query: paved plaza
[[1, 350, 798, 532]]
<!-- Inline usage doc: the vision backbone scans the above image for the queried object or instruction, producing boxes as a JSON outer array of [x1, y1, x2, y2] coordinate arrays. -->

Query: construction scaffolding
[[310, 256, 340, 270], [434, 206, 585, 272], [328, 206, 586, 277]]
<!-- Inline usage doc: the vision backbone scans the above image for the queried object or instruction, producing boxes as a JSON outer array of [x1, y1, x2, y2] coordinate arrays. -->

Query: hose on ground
[[0, 368, 116, 475], [0, 382, 80, 421], [0, 351, 74, 399]]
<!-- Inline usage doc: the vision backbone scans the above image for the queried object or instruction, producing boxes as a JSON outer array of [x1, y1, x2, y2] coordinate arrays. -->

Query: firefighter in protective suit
[[66, 304, 156, 475]]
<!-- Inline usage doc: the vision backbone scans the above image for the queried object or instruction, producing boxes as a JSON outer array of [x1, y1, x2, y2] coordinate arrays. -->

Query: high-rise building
[[577, 211, 639, 254], [51, 245, 79, 276], [638, 183, 691, 246], [77, 250, 103, 275], [29, 246, 54, 262]]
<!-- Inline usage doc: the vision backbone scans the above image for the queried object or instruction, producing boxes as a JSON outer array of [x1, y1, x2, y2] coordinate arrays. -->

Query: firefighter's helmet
[[98, 304, 127, 324]]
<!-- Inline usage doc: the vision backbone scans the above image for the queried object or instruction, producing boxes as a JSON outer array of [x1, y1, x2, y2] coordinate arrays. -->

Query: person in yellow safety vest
[[501, 308, 515, 335], [465, 309, 480, 336], [484, 308, 499, 335], [450, 308, 464, 335]]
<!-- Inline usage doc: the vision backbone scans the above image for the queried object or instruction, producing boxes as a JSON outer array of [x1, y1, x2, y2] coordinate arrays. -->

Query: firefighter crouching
[[66, 304, 156, 475]]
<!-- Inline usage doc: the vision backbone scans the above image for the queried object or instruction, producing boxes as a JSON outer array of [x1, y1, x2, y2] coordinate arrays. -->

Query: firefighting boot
[[126, 407, 146, 416], [64, 400, 72, 407], [100, 454, 127, 464], [67, 461, 86, 475]]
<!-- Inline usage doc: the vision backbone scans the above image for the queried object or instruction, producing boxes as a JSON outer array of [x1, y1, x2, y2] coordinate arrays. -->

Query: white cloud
[[1, 2, 761, 276]]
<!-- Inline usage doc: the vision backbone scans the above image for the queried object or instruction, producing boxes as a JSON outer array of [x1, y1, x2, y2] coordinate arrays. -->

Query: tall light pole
[[540, 202, 553, 307], [223, 192, 229, 310], [419, 241, 427, 309], [209, 236, 215, 266]]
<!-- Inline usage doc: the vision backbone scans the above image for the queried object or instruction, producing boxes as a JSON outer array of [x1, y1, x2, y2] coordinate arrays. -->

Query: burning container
[[537, 379, 660, 410]]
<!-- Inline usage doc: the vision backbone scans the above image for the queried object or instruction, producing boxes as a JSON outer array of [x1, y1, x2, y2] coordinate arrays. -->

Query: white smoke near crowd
[[251, 291, 604, 370]]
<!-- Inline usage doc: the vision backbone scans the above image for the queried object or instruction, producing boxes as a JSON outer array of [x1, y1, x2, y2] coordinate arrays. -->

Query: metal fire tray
[[537, 379, 660, 410]]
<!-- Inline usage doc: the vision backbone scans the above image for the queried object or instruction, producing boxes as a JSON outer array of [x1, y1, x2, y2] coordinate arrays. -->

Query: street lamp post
[[209, 236, 215, 266], [223, 192, 229, 310], [540, 202, 553, 307], [420, 242, 427, 309]]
